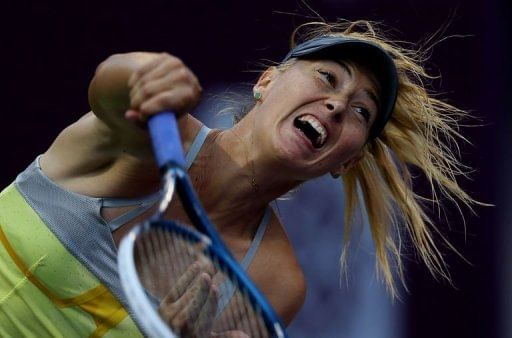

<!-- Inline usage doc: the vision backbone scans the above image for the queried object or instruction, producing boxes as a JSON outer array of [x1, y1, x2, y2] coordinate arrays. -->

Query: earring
[[253, 91, 262, 101], [330, 172, 340, 179]]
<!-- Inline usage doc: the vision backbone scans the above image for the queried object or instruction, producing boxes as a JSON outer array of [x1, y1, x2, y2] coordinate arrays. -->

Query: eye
[[317, 69, 337, 87], [353, 106, 370, 123]]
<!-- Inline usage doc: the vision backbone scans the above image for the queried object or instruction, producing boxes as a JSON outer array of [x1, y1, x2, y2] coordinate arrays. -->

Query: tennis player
[[0, 20, 476, 337]]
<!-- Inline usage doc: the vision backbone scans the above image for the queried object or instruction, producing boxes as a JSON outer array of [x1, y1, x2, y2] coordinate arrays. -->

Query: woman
[[0, 20, 475, 337]]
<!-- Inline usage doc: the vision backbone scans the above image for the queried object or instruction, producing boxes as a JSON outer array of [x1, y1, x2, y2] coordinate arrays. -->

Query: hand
[[158, 258, 218, 337], [126, 53, 202, 122], [158, 258, 251, 338]]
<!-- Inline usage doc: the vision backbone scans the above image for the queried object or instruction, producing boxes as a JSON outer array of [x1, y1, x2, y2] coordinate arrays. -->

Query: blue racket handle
[[147, 112, 186, 169]]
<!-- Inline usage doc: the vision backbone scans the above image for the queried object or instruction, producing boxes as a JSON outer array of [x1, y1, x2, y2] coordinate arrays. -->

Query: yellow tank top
[[0, 183, 143, 338]]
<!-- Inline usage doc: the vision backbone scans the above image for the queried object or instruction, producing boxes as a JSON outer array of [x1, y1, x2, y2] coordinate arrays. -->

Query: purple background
[[1, 1, 510, 337]]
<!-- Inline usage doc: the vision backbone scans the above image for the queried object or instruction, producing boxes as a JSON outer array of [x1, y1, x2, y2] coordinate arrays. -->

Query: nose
[[325, 97, 347, 123]]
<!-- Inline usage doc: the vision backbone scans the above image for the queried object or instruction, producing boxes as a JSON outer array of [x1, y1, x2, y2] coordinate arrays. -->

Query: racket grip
[[148, 112, 186, 169]]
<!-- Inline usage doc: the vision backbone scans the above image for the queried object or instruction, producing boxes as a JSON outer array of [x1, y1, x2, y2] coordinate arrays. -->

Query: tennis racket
[[118, 112, 287, 338]]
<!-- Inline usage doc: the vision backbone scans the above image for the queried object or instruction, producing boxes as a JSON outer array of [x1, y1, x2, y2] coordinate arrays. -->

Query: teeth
[[298, 115, 327, 147]]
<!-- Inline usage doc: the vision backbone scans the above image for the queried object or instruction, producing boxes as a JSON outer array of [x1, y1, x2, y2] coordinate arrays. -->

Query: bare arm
[[88, 53, 157, 151], [41, 52, 202, 197]]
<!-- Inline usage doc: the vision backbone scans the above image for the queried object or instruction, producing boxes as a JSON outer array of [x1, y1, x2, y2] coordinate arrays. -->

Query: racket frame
[[118, 221, 177, 338]]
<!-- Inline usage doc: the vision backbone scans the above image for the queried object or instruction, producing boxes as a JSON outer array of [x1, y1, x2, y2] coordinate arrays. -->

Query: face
[[251, 58, 380, 180]]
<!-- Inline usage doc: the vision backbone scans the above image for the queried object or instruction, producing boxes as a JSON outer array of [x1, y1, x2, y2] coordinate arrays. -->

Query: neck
[[192, 120, 300, 237]]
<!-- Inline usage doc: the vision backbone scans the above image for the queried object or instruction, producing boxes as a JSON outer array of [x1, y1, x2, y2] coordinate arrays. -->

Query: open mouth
[[293, 114, 327, 149]]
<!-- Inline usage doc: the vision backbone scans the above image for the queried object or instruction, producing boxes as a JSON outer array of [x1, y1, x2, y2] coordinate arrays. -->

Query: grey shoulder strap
[[216, 207, 271, 316], [240, 207, 271, 269], [185, 125, 211, 170]]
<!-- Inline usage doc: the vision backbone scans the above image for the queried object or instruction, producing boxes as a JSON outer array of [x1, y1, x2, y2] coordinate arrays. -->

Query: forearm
[[88, 52, 160, 154]]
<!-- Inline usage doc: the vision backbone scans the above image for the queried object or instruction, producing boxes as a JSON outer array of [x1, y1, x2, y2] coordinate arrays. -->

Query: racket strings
[[190, 244, 268, 338], [135, 224, 273, 338]]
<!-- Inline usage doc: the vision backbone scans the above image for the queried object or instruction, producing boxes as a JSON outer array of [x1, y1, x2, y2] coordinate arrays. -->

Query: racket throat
[[156, 170, 178, 218]]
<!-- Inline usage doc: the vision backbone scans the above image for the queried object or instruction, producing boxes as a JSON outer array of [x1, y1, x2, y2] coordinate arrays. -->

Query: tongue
[[294, 118, 321, 148]]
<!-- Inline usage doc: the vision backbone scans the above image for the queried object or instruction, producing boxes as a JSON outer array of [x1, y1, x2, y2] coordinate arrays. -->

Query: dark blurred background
[[1, 1, 510, 337]]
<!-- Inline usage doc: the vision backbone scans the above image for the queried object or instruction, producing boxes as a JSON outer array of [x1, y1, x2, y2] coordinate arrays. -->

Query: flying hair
[[288, 20, 481, 298]]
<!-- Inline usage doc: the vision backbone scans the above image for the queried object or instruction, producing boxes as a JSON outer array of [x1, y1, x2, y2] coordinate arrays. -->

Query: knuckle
[[164, 54, 183, 68], [139, 100, 154, 114], [194, 84, 202, 96], [180, 67, 190, 77], [160, 53, 175, 65], [171, 314, 186, 329], [140, 84, 151, 98], [145, 94, 170, 113], [136, 74, 148, 87], [193, 75, 202, 87], [130, 70, 141, 84], [190, 88, 201, 104], [158, 307, 169, 319], [172, 56, 184, 67], [181, 90, 195, 106], [162, 93, 176, 107], [184, 86, 195, 98], [159, 307, 175, 323], [190, 75, 201, 91], [175, 67, 189, 81]]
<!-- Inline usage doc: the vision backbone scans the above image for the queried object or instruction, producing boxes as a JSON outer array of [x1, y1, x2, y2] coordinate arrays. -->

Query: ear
[[253, 66, 277, 98], [332, 152, 365, 176]]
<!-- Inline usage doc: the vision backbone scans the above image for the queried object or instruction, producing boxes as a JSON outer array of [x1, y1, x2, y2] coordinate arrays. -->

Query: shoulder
[[177, 113, 204, 154], [41, 112, 117, 181], [40, 112, 205, 197], [251, 210, 307, 325]]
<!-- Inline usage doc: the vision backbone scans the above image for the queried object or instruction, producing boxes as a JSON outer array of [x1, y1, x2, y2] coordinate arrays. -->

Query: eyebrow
[[332, 60, 381, 113], [334, 60, 353, 78], [364, 89, 380, 110]]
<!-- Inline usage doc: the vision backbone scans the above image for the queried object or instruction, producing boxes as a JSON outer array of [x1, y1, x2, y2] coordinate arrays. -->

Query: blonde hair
[[290, 20, 478, 297]]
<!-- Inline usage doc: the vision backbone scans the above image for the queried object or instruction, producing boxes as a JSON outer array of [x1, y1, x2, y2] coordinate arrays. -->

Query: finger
[[129, 63, 174, 106], [161, 261, 202, 306], [138, 86, 200, 116], [124, 109, 140, 122], [124, 109, 148, 128], [160, 256, 216, 308], [130, 60, 186, 104], [164, 272, 212, 331], [128, 53, 173, 87], [129, 68, 199, 111], [196, 254, 217, 276], [194, 284, 220, 337], [180, 273, 213, 326], [130, 54, 183, 89]]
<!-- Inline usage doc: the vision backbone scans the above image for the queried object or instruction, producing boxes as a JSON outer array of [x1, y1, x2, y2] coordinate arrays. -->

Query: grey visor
[[283, 36, 398, 138]]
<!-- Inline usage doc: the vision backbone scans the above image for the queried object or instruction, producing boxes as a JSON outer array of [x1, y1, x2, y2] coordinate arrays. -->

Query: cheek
[[332, 128, 366, 160], [263, 71, 311, 110]]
